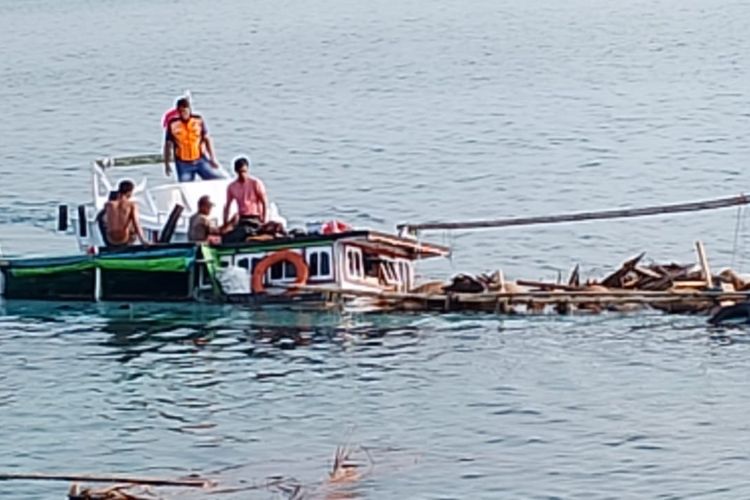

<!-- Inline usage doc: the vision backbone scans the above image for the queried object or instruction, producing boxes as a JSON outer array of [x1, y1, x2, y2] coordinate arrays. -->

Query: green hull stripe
[[9, 249, 196, 277], [10, 261, 95, 277], [96, 256, 192, 272]]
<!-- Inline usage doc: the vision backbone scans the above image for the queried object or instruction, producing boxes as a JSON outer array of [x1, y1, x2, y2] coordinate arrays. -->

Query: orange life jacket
[[168, 115, 205, 162]]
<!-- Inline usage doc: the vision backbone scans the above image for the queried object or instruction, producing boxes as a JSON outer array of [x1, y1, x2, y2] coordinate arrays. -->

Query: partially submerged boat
[[0, 233, 448, 304], [0, 154, 450, 304]]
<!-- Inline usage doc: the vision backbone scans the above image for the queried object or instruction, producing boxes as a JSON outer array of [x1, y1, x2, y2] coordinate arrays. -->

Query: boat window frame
[[305, 246, 334, 280], [344, 246, 365, 280]]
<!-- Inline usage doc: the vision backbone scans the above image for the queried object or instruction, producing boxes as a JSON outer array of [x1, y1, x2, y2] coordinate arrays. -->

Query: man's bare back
[[105, 198, 137, 245]]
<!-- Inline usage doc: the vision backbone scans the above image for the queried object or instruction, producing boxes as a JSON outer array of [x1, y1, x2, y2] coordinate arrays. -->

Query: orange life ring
[[251, 250, 309, 294]]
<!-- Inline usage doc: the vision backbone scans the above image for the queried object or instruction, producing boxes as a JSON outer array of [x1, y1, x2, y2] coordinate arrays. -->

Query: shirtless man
[[222, 157, 270, 243], [104, 180, 147, 246]]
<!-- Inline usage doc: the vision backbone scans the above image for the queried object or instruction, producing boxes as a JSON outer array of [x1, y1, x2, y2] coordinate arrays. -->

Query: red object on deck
[[321, 220, 352, 235]]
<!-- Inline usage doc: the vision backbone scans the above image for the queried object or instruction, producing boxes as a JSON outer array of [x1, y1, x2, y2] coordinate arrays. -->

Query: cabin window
[[270, 262, 284, 280], [234, 254, 265, 273], [399, 262, 410, 287], [346, 247, 364, 279], [321, 253, 331, 276], [309, 253, 319, 277], [285, 261, 298, 278], [261, 250, 305, 283], [305, 247, 333, 279]]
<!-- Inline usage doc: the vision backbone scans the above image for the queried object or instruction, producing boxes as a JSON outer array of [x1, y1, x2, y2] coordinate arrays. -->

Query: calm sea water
[[2, 0, 750, 497]]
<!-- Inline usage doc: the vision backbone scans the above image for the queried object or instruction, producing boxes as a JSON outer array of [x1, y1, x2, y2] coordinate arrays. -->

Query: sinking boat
[[0, 154, 450, 304], [0, 233, 448, 304]]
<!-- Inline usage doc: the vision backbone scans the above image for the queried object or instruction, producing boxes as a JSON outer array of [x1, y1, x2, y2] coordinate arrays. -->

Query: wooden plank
[[695, 241, 714, 288]]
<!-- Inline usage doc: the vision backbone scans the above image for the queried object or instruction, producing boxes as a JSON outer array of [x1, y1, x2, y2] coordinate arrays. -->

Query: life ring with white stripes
[[251, 250, 309, 294]]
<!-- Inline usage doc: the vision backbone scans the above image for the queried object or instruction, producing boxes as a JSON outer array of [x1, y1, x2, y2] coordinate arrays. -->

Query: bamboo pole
[[397, 193, 750, 233], [0, 472, 211, 488]]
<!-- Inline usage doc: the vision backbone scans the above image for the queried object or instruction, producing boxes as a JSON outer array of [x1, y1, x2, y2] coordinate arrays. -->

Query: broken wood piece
[[567, 264, 580, 287], [695, 241, 714, 288], [633, 266, 662, 279], [671, 280, 711, 289], [601, 252, 646, 288]]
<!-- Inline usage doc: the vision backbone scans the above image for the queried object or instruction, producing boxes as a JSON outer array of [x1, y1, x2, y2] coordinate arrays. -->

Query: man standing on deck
[[222, 157, 269, 242], [163, 98, 222, 182]]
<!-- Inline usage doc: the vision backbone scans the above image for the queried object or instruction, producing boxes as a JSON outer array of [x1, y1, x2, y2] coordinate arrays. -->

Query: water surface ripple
[[2, 0, 750, 497]]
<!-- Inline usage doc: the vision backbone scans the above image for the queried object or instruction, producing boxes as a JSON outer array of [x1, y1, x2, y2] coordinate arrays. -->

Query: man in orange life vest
[[163, 98, 222, 182]]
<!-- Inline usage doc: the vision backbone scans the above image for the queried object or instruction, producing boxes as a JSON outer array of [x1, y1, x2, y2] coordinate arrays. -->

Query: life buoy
[[251, 250, 309, 294]]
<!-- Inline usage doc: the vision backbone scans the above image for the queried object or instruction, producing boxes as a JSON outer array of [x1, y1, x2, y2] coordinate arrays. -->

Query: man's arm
[[223, 186, 234, 225], [204, 135, 220, 169], [200, 119, 220, 169], [258, 180, 269, 223], [130, 205, 148, 244], [163, 140, 173, 177]]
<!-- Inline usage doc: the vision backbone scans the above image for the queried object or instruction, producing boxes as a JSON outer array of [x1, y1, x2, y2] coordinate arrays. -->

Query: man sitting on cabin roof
[[222, 157, 274, 243], [104, 180, 148, 247], [163, 98, 222, 182], [188, 195, 233, 244]]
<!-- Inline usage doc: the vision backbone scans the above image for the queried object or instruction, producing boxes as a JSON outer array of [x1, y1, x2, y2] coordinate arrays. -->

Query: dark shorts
[[222, 216, 263, 244], [175, 157, 222, 182]]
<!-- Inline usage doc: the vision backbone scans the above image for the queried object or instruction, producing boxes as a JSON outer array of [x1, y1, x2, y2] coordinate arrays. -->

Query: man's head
[[176, 97, 191, 121], [197, 195, 214, 215], [118, 180, 135, 199], [234, 156, 251, 181]]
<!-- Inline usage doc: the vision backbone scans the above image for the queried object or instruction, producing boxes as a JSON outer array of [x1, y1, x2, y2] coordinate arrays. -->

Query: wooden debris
[[695, 240, 714, 288], [312, 241, 750, 315], [600, 252, 645, 288], [567, 264, 580, 287]]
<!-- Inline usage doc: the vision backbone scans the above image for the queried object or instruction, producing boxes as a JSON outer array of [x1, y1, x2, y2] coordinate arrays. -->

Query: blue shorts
[[175, 157, 222, 182]]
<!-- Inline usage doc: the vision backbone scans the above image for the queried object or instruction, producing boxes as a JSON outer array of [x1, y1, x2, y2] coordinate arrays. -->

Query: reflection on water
[[3, 299, 750, 498]]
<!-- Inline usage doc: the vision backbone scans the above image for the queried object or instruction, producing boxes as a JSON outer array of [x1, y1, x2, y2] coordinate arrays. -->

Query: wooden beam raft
[[292, 242, 750, 315]]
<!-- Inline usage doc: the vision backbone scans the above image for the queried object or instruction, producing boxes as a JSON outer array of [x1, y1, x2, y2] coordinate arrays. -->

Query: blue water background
[[2, 0, 750, 497]]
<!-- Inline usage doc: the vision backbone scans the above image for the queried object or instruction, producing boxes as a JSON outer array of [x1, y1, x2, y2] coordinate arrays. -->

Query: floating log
[[397, 193, 750, 233], [0, 472, 210, 488]]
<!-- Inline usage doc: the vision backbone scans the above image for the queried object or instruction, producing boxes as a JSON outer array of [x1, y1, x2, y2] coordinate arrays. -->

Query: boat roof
[[95, 231, 450, 260]]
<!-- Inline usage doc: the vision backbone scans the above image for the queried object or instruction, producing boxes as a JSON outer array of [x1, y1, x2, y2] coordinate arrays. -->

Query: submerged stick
[[397, 193, 750, 233], [0, 472, 210, 488]]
